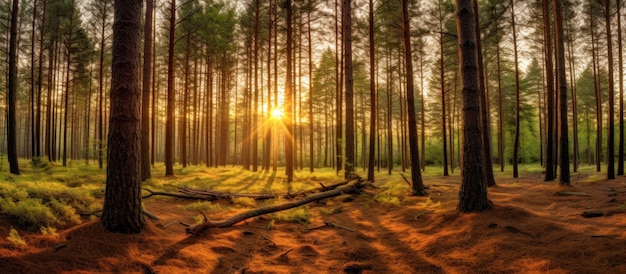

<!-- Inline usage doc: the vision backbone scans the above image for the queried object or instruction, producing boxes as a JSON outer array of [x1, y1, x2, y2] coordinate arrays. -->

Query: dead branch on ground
[[142, 179, 357, 202], [187, 179, 369, 235]]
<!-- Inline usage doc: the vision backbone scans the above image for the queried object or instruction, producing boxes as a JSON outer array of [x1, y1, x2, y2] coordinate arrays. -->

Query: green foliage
[[40, 226, 59, 237], [374, 178, 409, 206], [320, 205, 343, 215], [6, 228, 26, 248], [231, 197, 256, 208], [271, 207, 309, 223], [180, 201, 223, 212], [0, 197, 57, 227], [420, 197, 442, 209], [31, 157, 51, 170]]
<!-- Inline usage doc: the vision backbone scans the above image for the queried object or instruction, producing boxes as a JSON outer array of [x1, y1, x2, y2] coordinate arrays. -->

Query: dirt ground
[[1, 174, 626, 274]]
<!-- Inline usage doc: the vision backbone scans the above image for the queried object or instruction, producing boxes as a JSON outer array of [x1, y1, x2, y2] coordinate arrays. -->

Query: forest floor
[[1, 163, 626, 273]]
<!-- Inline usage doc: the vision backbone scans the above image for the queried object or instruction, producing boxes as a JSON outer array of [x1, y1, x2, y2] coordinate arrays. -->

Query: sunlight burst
[[271, 108, 284, 119]]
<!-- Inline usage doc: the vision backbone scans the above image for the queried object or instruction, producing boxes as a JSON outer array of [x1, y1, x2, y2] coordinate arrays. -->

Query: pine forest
[[1, 0, 626, 272]]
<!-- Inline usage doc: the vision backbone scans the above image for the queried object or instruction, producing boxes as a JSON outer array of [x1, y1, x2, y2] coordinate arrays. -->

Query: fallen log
[[144, 179, 359, 202], [187, 179, 369, 235]]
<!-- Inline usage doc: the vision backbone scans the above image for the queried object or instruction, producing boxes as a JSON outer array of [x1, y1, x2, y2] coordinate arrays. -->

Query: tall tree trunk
[[97, 1, 108, 170], [496, 31, 504, 172], [591, 10, 602, 171], [604, 0, 616, 180], [180, 35, 190, 168], [36, 0, 47, 159], [343, 0, 355, 178], [555, 0, 570, 184], [141, 0, 153, 181], [543, 0, 556, 180], [63, 0, 76, 167], [30, 0, 38, 159], [455, 0, 490, 212], [617, 0, 625, 175], [102, 0, 144, 233], [151, 11, 157, 165], [510, 0, 520, 178], [264, 0, 273, 171], [438, 1, 448, 176], [165, 0, 176, 176], [252, 0, 260, 172], [565, 14, 579, 173], [401, 0, 426, 195], [367, 0, 376, 182], [7, 0, 20, 175], [474, 0, 495, 186], [308, 2, 314, 173], [284, 0, 294, 182]]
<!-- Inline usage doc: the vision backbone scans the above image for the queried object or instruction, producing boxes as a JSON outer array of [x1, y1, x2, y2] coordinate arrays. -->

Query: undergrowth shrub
[[6, 228, 26, 248], [181, 201, 223, 212], [40, 226, 58, 237], [231, 197, 256, 208], [271, 207, 309, 223], [0, 197, 57, 227], [31, 157, 51, 170]]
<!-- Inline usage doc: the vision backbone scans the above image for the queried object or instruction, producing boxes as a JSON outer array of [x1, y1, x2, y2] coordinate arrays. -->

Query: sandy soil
[[1, 175, 626, 273]]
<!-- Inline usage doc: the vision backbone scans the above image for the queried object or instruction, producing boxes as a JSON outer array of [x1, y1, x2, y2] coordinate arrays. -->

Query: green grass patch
[[231, 197, 257, 208], [270, 207, 309, 223], [6, 228, 26, 248], [180, 201, 223, 212]]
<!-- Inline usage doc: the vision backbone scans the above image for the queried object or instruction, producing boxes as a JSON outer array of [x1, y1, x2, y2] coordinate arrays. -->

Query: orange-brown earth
[[2, 174, 626, 273]]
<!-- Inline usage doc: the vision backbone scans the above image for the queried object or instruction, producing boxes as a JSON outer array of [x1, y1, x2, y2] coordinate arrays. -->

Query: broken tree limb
[[286, 180, 353, 197], [399, 173, 430, 189], [399, 174, 412, 186], [142, 209, 160, 220], [187, 179, 369, 235], [142, 188, 218, 201]]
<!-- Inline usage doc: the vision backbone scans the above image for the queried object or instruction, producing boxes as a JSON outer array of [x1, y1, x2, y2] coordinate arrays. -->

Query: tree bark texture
[[343, 0, 355, 178], [101, 0, 145, 233], [401, 0, 426, 195], [8, 0, 20, 175], [455, 0, 491, 212], [165, 0, 176, 176]]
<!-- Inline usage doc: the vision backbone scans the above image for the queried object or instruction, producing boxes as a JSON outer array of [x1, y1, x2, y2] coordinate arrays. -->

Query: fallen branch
[[187, 179, 369, 235], [142, 209, 160, 220], [399, 173, 430, 189], [142, 188, 217, 201], [287, 180, 353, 197], [399, 174, 412, 186]]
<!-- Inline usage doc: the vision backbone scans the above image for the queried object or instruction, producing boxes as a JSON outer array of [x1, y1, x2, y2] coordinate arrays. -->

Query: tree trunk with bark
[[455, 0, 491, 212], [101, 0, 145, 233], [7, 0, 20, 175], [141, 0, 153, 181], [555, 0, 570, 184], [543, 0, 556, 180], [165, 0, 176, 176]]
